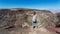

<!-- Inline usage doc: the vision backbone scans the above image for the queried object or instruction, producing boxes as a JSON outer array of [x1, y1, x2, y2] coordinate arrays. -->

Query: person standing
[[26, 11, 43, 29]]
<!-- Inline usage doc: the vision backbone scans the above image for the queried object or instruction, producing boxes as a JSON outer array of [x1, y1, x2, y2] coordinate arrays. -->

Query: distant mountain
[[0, 8, 52, 15], [49, 9, 60, 14]]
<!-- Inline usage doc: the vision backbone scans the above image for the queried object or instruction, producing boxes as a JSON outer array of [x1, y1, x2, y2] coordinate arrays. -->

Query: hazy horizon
[[0, 0, 60, 13]]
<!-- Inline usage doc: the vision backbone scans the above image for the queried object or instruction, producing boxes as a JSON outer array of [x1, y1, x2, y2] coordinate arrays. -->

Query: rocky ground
[[0, 26, 60, 34], [0, 8, 60, 34]]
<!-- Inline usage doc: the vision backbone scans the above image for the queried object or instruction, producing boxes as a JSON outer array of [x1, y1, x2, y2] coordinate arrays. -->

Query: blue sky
[[0, 0, 60, 10]]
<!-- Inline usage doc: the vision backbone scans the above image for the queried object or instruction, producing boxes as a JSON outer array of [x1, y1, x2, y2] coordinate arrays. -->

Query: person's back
[[32, 14, 37, 23], [32, 11, 38, 29]]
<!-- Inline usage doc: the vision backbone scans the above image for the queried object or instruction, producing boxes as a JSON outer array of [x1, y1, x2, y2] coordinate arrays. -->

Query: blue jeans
[[32, 21, 38, 29]]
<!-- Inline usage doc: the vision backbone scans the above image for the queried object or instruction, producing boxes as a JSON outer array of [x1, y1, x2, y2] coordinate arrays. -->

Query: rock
[[0, 8, 59, 34], [0, 8, 58, 29], [55, 13, 60, 27]]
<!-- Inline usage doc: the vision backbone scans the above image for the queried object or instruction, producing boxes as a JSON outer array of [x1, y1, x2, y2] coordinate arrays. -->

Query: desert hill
[[0, 8, 59, 34]]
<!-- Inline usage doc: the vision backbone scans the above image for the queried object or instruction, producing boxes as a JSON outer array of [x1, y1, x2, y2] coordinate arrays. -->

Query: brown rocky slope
[[0, 8, 59, 34]]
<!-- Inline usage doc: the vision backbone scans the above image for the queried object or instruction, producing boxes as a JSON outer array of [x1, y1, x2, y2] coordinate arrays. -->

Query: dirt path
[[0, 25, 60, 34], [7, 26, 58, 34]]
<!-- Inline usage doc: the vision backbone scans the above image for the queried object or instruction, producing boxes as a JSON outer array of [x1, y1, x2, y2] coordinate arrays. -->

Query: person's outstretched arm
[[26, 13, 32, 16], [38, 14, 49, 19]]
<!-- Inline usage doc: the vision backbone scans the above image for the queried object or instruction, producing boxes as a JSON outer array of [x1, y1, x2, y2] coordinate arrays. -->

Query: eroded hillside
[[0, 8, 59, 34]]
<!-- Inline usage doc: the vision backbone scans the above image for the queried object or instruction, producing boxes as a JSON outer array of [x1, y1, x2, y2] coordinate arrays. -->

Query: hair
[[33, 11, 36, 15]]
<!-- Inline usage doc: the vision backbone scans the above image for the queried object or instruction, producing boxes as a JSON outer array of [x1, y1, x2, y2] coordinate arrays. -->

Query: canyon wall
[[0, 8, 58, 28]]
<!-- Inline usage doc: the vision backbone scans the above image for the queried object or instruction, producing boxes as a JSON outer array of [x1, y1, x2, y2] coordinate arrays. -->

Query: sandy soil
[[0, 26, 59, 34]]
